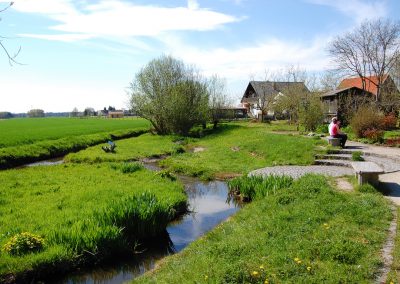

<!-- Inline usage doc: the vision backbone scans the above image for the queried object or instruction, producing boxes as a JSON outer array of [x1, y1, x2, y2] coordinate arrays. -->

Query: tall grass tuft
[[228, 174, 293, 201]]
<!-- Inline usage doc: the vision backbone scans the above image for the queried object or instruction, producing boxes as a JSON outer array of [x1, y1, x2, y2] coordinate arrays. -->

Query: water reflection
[[58, 177, 240, 283]]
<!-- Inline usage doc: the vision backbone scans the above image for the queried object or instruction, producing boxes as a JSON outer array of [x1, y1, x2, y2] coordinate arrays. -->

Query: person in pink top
[[329, 117, 347, 148]]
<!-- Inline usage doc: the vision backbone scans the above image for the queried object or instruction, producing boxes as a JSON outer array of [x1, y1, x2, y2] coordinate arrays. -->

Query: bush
[[3, 232, 44, 256], [381, 113, 398, 130], [316, 124, 328, 134], [350, 106, 383, 138], [363, 129, 384, 143]]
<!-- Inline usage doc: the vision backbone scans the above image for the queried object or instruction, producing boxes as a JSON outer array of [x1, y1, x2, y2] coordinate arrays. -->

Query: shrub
[[157, 170, 177, 181], [381, 113, 398, 130], [350, 106, 383, 138], [3, 232, 44, 256], [351, 151, 364, 161], [316, 124, 328, 134], [363, 129, 384, 143]]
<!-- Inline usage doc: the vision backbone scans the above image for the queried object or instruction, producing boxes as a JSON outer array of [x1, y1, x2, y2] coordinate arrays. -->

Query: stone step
[[315, 154, 353, 160], [314, 159, 352, 168]]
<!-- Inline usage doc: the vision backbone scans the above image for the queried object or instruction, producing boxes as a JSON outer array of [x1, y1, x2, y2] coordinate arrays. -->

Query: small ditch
[[24, 158, 242, 283]]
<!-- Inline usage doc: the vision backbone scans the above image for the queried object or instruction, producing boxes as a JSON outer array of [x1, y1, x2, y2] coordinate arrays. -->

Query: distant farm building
[[108, 111, 124, 118]]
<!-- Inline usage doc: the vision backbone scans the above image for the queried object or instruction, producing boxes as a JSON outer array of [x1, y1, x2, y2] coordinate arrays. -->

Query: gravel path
[[250, 165, 354, 179]]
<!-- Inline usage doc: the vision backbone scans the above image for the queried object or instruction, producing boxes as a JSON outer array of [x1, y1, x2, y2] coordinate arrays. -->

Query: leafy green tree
[[0, 111, 12, 119], [129, 55, 209, 135]]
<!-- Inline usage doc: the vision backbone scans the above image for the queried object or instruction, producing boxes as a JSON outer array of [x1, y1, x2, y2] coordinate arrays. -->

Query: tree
[[83, 107, 95, 116], [328, 19, 400, 101], [207, 75, 229, 128], [1, 2, 20, 65], [129, 55, 209, 135], [27, 109, 44, 118], [70, 107, 79, 117], [0, 111, 13, 119]]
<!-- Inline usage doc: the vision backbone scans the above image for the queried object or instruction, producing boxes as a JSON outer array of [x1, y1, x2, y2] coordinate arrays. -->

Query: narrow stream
[[54, 163, 240, 283]]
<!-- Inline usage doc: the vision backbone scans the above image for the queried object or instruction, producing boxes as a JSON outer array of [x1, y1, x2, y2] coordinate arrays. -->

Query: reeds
[[228, 174, 293, 201]]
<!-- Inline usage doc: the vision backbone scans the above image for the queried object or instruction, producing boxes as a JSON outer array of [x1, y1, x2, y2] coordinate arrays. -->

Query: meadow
[[0, 117, 150, 169], [0, 117, 150, 147], [0, 121, 393, 282], [135, 175, 392, 283], [0, 163, 186, 282]]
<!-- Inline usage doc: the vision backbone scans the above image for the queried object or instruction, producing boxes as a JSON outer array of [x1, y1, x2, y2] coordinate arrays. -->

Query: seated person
[[329, 117, 347, 148]]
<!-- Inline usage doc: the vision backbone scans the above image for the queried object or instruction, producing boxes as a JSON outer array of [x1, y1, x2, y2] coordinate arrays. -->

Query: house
[[320, 74, 398, 121], [241, 81, 309, 119], [108, 111, 124, 118]]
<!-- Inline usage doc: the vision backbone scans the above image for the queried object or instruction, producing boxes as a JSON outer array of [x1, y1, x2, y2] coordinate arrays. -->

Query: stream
[[47, 161, 242, 283]]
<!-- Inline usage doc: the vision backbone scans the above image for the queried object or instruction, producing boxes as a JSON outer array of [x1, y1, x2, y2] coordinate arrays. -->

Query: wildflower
[[251, 271, 259, 277], [260, 265, 265, 270], [307, 266, 312, 272], [204, 275, 208, 280], [264, 279, 269, 284], [294, 257, 300, 262]]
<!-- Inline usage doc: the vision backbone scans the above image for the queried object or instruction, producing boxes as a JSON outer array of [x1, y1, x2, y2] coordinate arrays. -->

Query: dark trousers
[[333, 134, 347, 147]]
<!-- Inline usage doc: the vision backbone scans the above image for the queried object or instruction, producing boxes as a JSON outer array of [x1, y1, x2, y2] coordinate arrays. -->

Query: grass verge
[[0, 163, 186, 282], [134, 174, 392, 283]]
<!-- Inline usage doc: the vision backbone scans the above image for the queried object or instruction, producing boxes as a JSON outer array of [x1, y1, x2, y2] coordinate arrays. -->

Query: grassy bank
[[0, 128, 149, 169], [135, 175, 392, 283], [160, 123, 321, 179], [65, 133, 181, 163], [0, 163, 186, 282]]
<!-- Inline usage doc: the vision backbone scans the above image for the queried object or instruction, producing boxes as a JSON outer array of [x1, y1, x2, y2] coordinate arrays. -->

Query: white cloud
[[11, 0, 240, 41], [162, 35, 331, 81], [306, 0, 387, 23]]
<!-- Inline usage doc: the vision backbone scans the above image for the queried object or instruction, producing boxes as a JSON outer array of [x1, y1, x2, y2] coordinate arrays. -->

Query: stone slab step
[[315, 154, 353, 160], [314, 159, 352, 168]]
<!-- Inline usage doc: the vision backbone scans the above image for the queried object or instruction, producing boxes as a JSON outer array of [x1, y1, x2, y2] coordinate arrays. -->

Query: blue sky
[[1, 0, 399, 113]]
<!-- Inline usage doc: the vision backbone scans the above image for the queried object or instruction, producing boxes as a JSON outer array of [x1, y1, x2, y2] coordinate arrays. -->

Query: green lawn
[[0, 117, 150, 148], [0, 163, 186, 281], [160, 123, 320, 179], [135, 175, 392, 283]]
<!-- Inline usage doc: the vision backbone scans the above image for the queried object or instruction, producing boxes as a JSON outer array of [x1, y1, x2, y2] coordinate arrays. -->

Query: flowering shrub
[[3, 232, 44, 256]]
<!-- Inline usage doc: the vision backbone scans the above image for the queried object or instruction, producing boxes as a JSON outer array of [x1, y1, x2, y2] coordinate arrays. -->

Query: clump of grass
[[352, 151, 364, 161], [228, 174, 293, 201], [357, 183, 380, 194], [157, 170, 177, 181], [110, 162, 144, 173]]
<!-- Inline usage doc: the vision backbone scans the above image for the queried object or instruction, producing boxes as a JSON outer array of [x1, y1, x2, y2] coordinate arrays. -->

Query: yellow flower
[[323, 223, 328, 226], [264, 279, 269, 284], [294, 257, 300, 262], [296, 260, 302, 264], [204, 275, 208, 280], [251, 271, 259, 277], [259, 265, 265, 270], [307, 266, 312, 272]]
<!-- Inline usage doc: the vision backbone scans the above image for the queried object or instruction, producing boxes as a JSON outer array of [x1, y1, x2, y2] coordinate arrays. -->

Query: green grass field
[[135, 175, 392, 283], [0, 163, 186, 281], [0, 117, 150, 148], [160, 123, 321, 179]]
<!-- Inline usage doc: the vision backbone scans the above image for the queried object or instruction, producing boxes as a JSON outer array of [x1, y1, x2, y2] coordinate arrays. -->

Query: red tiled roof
[[338, 75, 388, 96]]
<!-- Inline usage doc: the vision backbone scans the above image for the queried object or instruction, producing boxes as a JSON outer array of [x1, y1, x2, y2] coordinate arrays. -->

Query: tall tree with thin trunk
[[328, 19, 400, 101]]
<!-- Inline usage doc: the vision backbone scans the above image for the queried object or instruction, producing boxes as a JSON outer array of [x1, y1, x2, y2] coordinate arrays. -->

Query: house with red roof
[[320, 74, 398, 122]]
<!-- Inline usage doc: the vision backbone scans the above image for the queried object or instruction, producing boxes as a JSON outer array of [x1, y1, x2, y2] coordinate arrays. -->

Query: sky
[[1, 0, 399, 113]]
